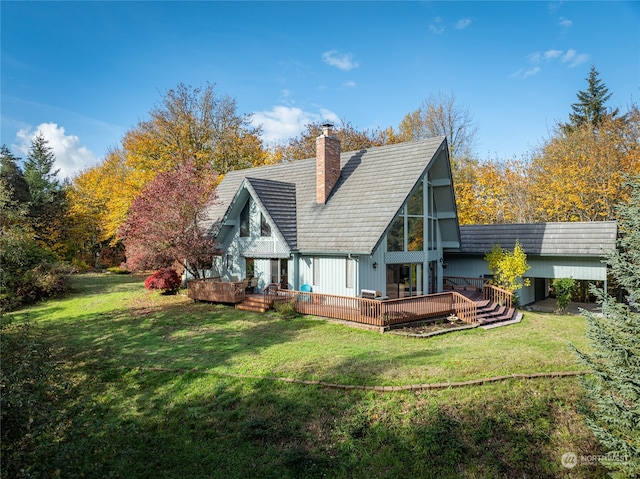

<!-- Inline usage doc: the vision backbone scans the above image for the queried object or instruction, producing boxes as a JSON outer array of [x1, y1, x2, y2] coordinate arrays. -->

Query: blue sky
[[2, 1, 638, 179]]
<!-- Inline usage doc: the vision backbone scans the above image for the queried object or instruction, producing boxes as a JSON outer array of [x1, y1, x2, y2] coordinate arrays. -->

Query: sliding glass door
[[386, 263, 423, 299]]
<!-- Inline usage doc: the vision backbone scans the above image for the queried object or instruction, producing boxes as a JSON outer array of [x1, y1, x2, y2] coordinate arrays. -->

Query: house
[[201, 125, 617, 306], [443, 221, 617, 305], [203, 125, 459, 298]]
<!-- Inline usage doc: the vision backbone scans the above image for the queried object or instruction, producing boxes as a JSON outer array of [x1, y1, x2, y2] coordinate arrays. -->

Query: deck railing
[[187, 279, 245, 304], [483, 284, 512, 309], [263, 284, 478, 328], [443, 276, 486, 292]]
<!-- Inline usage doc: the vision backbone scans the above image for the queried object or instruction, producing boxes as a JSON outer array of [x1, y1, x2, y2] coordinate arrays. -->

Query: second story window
[[260, 213, 271, 237], [240, 200, 250, 237]]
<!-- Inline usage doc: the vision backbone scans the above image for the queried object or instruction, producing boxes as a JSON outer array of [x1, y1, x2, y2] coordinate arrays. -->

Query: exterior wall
[[444, 254, 608, 305], [445, 255, 608, 282], [295, 255, 357, 297], [215, 196, 289, 284]]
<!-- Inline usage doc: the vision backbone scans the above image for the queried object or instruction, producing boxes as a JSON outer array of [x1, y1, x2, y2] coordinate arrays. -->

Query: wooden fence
[[263, 285, 478, 328]]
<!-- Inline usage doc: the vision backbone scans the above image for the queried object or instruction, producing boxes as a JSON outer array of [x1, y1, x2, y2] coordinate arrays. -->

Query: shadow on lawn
[[8, 275, 608, 479]]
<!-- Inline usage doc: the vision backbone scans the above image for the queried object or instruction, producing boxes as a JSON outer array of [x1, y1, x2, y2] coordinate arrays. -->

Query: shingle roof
[[245, 177, 297, 250], [456, 222, 617, 256], [205, 137, 451, 254]]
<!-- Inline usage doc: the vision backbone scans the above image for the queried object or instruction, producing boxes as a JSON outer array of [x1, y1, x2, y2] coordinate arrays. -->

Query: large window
[[387, 182, 424, 252], [240, 200, 250, 237]]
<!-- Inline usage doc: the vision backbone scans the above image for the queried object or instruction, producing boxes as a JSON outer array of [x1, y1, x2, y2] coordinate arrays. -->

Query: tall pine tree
[[23, 133, 61, 217], [0, 145, 31, 205], [563, 65, 619, 133], [574, 175, 640, 476]]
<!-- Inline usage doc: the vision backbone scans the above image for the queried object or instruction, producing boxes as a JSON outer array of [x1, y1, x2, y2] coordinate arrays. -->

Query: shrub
[[144, 269, 180, 294], [273, 299, 298, 318], [107, 264, 130, 274], [552, 277, 576, 313]]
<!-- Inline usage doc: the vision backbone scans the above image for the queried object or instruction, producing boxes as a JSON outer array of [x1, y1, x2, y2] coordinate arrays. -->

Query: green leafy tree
[[562, 65, 619, 133], [552, 277, 576, 314], [484, 240, 531, 297], [0, 177, 66, 310], [0, 145, 30, 205], [573, 176, 640, 476]]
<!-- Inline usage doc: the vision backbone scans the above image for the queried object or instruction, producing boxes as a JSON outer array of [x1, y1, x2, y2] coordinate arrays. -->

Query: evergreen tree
[[563, 65, 619, 133], [0, 144, 30, 205], [22, 134, 69, 258], [574, 176, 640, 477], [23, 133, 61, 217]]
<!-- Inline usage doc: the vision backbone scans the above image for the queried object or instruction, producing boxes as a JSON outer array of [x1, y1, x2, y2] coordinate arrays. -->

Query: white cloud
[[558, 17, 572, 28], [514, 47, 589, 78], [543, 49, 563, 60], [251, 106, 340, 144], [322, 50, 359, 71], [429, 17, 445, 34], [510, 67, 541, 79], [455, 18, 472, 30], [14, 122, 99, 179], [343, 80, 357, 88], [561, 49, 589, 67]]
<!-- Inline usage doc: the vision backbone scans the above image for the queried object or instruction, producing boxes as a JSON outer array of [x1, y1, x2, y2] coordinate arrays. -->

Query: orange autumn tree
[[455, 158, 533, 225], [68, 83, 267, 259], [530, 108, 640, 222]]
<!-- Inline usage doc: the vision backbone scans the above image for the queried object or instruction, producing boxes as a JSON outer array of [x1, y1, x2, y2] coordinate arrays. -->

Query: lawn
[[2, 273, 607, 478]]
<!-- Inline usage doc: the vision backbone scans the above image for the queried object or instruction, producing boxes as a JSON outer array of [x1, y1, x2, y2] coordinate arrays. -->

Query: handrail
[[483, 284, 512, 309], [261, 285, 478, 327], [451, 292, 478, 324], [443, 276, 487, 292]]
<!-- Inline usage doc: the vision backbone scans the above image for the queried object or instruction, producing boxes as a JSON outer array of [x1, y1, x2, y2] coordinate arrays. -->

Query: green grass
[[2, 273, 607, 478]]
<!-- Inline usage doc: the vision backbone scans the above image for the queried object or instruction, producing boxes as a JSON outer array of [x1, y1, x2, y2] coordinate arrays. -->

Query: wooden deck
[[187, 279, 246, 304], [259, 285, 479, 329], [231, 277, 516, 331]]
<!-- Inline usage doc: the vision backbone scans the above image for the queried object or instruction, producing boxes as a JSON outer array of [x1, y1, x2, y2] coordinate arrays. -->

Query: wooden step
[[479, 308, 516, 325], [477, 305, 506, 319], [235, 295, 273, 313]]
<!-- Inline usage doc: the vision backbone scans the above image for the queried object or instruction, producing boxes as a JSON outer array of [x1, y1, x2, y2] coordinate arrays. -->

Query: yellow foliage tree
[[530, 107, 640, 222], [68, 84, 267, 251], [455, 158, 533, 225]]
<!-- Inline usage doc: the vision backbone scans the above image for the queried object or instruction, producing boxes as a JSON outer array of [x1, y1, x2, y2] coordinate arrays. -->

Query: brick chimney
[[316, 123, 341, 204]]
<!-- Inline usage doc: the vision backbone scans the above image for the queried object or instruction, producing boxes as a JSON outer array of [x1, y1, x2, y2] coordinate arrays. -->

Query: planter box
[[187, 279, 246, 304]]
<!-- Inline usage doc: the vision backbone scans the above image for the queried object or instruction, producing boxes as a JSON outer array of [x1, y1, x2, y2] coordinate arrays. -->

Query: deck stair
[[236, 294, 274, 313], [474, 301, 518, 325]]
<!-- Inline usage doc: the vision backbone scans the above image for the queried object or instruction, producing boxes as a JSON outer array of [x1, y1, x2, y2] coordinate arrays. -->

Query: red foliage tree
[[144, 268, 181, 294], [119, 160, 219, 279]]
